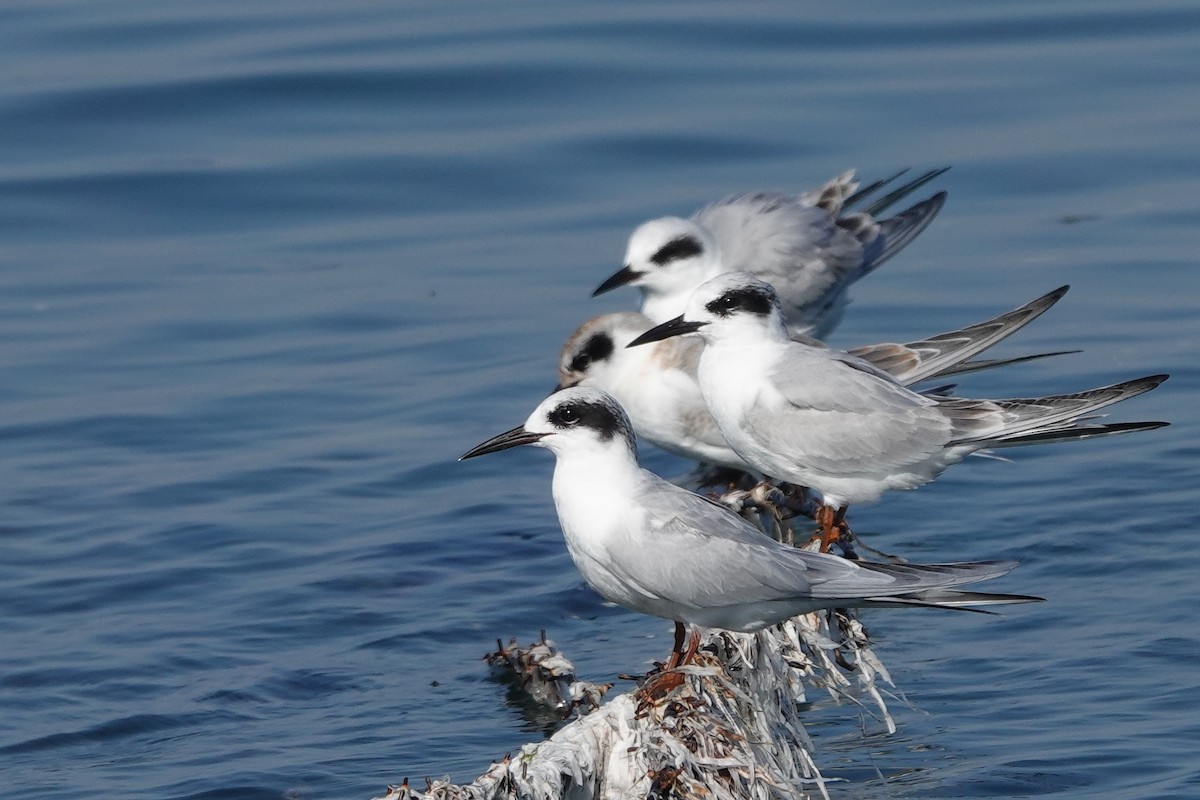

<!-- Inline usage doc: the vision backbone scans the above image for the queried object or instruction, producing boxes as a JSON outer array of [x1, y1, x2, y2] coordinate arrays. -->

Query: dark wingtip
[[592, 265, 642, 297], [843, 168, 909, 210], [1121, 373, 1170, 395], [860, 166, 951, 217]]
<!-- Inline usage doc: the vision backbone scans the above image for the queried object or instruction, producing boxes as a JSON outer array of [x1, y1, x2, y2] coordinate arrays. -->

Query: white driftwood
[[376, 609, 893, 800]]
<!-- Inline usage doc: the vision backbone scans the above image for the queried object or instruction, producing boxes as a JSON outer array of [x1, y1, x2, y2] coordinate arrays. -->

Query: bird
[[627, 272, 1169, 551], [592, 168, 948, 338], [556, 286, 1074, 471], [460, 387, 1042, 666]]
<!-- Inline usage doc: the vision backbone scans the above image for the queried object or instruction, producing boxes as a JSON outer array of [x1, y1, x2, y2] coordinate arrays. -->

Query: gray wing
[[789, 190, 945, 338], [587, 476, 825, 611], [695, 188, 945, 337], [744, 346, 953, 479], [602, 477, 1020, 609], [848, 286, 1072, 386], [696, 192, 866, 311], [850, 191, 946, 275]]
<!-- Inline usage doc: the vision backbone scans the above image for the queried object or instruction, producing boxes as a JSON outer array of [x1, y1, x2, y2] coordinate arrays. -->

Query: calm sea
[[2, 2, 1198, 799]]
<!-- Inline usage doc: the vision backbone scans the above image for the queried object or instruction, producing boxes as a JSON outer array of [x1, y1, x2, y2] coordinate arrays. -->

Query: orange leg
[[678, 627, 701, 666], [638, 623, 699, 708], [664, 621, 688, 670], [811, 505, 852, 553], [664, 623, 702, 669]]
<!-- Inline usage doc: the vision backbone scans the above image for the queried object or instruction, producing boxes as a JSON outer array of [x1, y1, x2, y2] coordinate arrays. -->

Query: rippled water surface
[[2, 2, 1198, 799]]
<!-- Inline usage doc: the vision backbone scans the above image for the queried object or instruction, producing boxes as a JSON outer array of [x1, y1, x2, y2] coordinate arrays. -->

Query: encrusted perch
[[376, 610, 894, 800], [485, 630, 613, 717]]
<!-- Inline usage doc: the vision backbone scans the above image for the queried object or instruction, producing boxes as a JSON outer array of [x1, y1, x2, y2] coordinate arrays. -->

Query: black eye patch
[[705, 287, 774, 318], [650, 235, 704, 266], [569, 333, 614, 373], [547, 400, 621, 441]]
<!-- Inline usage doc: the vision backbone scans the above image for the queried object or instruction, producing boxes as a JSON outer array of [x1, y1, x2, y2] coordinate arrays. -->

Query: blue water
[[2, 2, 1198, 798]]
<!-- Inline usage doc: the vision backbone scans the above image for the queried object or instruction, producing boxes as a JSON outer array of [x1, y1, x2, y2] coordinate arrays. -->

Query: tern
[[461, 387, 1041, 665], [594, 168, 947, 338], [629, 273, 1169, 550], [557, 286, 1074, 470]]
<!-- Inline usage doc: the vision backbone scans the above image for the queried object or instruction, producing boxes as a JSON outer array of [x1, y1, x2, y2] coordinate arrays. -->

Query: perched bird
[[460, 387, 1041, 665], [557, 286, 1073, 470], [628, 273, 1169, 550], [593, 168, 947, 338]]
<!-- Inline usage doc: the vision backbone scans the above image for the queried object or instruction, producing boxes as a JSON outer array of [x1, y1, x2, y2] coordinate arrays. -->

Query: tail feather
[[814, 558, 1021, 600], [862, 589, 1045, 613], [934, 350, 1080, 379], [810, 166, 948, 218], [842, 168, 910, 210], [857, 190, 948, 276], [944, 374, 1169, 446], [817, 559, 1040, 614], [983, 420, 1169, 447], [859, 558, 1019, 588], [859, 166, 951, 216]]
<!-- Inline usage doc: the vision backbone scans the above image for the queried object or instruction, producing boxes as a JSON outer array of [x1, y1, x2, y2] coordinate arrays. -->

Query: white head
[[556, 312, 653, 393], [593, 217, 720, 317], [627, 272, 789, 348], [460, 387, 638, 464]]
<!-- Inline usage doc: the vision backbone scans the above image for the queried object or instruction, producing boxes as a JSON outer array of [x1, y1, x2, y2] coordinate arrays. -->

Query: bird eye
[[706, 287, 772, 318], [548, 401, 588, 430], [569, 333, 612, 375]]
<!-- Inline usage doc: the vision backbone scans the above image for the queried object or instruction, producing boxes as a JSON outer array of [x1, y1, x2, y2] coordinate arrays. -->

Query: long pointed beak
[[592, 265, 643, 296], [627, 315, 707, 347], [460, 425, 548, 460]]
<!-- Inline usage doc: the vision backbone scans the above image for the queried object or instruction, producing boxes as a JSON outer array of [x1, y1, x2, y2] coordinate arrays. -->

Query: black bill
[[592, 265, 643, 296], [460, 425, 547, 460], [627, 315, 707, 347]]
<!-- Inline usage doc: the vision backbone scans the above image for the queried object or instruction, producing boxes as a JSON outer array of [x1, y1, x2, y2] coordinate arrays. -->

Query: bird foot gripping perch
[[717, 481, 812, 545], [633, 623, 703, 710], [811, 506, 857, 559]]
